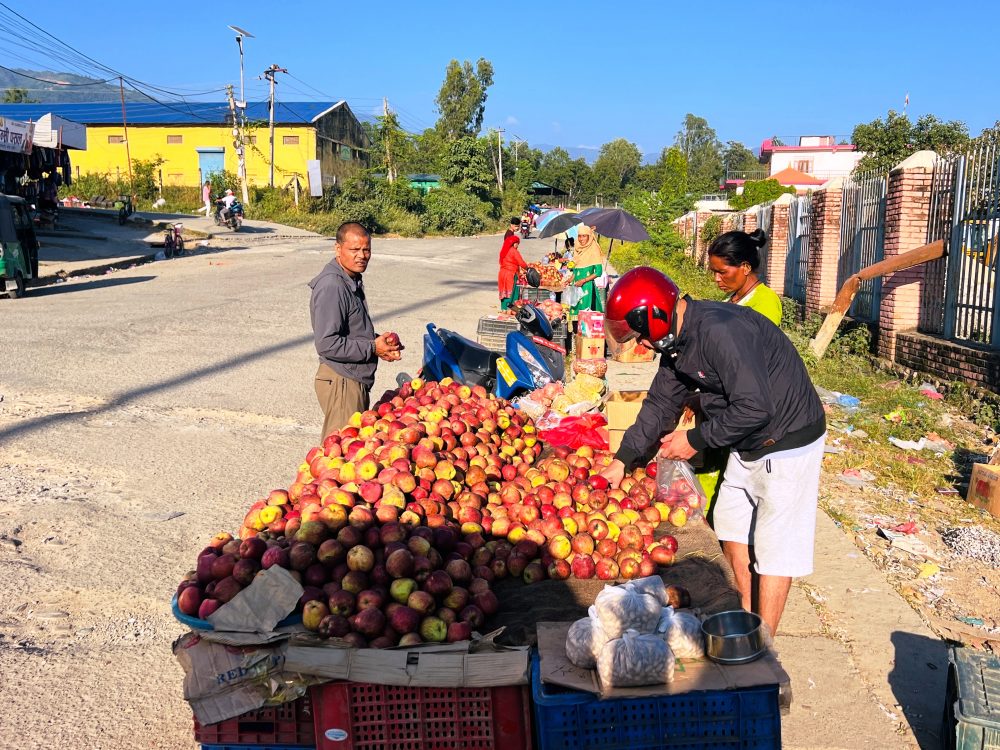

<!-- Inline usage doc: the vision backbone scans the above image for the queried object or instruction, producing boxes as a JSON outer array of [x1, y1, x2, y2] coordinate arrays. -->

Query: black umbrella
[[538, 213, 583, 239], [583, 208, 651, 243]]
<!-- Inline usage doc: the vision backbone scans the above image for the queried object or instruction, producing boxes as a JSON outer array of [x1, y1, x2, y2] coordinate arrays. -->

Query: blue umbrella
[[538, 213, 583, 239], [534, 209, 568, 231]]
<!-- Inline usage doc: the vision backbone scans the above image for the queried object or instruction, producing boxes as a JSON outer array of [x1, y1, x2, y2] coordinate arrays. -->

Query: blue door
[[197, 148, 225, 183]]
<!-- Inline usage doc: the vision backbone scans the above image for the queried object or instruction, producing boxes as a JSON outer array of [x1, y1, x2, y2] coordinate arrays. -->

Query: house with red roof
[[724, 135, 864, 193]]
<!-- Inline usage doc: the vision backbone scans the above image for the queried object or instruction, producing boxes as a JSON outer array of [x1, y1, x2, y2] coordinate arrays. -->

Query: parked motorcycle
[[421, 304, 565, 399], [520, 220, 531, 239]]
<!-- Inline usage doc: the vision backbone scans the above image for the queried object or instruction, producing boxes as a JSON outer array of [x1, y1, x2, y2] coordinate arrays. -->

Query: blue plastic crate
[[530, 653, 780, 750]]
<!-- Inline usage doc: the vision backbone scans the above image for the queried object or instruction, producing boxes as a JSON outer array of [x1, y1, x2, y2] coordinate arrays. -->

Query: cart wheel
[[118, 207, 127, 225], [164, 235, 174, 259], [7, 271, 26, 299], [176, 237, 185, 256]]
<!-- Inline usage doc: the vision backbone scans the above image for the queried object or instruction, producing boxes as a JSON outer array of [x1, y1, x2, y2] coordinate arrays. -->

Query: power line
[[0, 64, 118, 86]]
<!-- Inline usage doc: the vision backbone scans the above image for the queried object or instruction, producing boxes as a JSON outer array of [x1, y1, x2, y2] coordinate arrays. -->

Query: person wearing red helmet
[[600, 266, 825, 636]]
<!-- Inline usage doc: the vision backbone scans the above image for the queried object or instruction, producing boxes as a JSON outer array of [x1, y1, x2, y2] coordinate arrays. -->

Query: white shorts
[[713, 434, 826, 577]]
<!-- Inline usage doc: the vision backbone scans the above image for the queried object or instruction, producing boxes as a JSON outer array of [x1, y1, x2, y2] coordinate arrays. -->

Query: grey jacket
[[308, 259, 377, 388]]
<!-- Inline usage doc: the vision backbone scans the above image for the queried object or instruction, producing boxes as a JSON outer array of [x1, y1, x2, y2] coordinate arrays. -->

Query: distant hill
[[0, 68, 144, 103]]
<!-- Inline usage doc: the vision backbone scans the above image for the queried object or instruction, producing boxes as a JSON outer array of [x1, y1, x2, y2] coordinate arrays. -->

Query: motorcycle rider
[[216, 189, 236, 224]]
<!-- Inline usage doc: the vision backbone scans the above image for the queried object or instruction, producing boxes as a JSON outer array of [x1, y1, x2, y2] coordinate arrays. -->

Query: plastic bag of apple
[[175, 378, 683, 649], [652, 457, 708, 526]]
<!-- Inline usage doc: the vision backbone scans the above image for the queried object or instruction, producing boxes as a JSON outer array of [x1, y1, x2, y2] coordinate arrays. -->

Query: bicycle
[[163, 222, 185, 259], [114, 195, 133, 225]]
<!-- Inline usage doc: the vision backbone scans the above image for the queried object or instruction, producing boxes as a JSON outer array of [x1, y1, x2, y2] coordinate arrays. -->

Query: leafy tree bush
[[701, 215, 723, 246], [132, 157, 165, 200], [728, 178, 795, 211], [422, 188, 490, 235]]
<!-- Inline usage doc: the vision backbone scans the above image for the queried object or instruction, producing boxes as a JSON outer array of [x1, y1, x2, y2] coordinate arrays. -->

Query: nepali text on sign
[[0, 117, 34, 155]]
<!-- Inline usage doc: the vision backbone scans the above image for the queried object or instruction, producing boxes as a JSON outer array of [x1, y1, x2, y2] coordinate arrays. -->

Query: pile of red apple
[[175, 378, 687, 648]]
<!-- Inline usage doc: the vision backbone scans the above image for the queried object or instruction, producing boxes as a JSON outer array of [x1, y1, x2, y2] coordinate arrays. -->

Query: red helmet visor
[[605, 306, 651, 344]]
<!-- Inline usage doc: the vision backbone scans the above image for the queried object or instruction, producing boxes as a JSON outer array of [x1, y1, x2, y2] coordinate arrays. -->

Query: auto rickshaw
[[0, 193, 40, 299]]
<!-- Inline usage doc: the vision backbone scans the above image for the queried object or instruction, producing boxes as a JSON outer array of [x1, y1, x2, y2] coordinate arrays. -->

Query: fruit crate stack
[[530, 655, 782, 750], [309, 681, 532, 750], [194, 694, 315, 749], [477, 316, 568, 353], [941, 647, 1000, 750]]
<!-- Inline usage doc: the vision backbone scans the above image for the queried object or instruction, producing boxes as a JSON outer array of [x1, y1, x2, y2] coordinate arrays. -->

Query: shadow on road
[[0, 289, 471, 445], [888, 630, 949, 749], [26, 275, 157, 298]]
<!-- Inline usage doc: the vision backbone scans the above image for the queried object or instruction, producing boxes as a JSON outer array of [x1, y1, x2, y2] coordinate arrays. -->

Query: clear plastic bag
[[594, 583, 662, 639], [655, 457, 708, 525], [562, 283, 581, 307], [565, 605, 607, 670], [655, 607, 705, 659], [597, 629, 675, 688], [631, 576, 669, 607]]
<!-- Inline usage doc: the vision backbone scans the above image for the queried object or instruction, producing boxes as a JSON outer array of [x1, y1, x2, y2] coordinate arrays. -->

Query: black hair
[[510, 216, 521, 225], [707, 228, 767, 271], [336, 221, 371, 244]]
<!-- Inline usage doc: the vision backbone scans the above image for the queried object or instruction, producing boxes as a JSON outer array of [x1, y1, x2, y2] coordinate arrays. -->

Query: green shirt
[[734, 282, 782, 325]]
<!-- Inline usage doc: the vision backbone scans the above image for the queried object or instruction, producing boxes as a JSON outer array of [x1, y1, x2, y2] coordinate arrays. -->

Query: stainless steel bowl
[[701, 610, 766, 665]]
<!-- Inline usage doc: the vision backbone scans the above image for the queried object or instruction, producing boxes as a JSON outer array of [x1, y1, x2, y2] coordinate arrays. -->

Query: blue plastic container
[[530, 653, 781, 750], [171, 593, 301, 631]]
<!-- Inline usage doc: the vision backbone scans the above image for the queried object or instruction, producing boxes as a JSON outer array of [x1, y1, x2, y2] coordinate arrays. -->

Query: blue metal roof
[[0, 101, 348, 126]]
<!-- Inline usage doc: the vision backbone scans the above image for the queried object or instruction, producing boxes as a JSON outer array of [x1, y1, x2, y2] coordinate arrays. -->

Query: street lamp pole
[[228, 25, 254, 204]]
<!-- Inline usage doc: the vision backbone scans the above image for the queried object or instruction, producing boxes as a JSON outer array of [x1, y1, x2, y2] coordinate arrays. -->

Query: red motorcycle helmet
[[605, 267, 680, 350]]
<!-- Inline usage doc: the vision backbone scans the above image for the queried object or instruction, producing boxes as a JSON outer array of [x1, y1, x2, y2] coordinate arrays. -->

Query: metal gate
[[943, 143, 1000, 347], [756, 202, 773, 284], [919, 155, 959, 336], [784, 196, 811, 303], [838, 172, 887, 322]]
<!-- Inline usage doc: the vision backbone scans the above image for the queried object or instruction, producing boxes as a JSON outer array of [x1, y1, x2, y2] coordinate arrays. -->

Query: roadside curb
[[30, 254, 160, 288]]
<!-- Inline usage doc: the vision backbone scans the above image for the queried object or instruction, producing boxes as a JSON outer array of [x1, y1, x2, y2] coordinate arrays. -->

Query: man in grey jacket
[[309, 222, 402, 439]]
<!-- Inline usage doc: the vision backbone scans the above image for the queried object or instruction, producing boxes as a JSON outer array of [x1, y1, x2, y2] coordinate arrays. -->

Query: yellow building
[[0, 101, 370, 189]]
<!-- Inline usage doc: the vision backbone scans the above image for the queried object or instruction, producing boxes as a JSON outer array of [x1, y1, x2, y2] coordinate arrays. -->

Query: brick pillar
[[878, 151, 936, 359], [743, 210, 758, 234], [805, 180, 843, 316], [767, 194, 793, 297]]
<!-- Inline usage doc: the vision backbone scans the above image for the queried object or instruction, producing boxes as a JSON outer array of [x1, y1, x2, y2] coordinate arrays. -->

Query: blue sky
[[8, 0, 998, 155]]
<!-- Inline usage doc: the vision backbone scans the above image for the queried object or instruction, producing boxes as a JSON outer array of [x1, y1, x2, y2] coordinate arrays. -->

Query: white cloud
[[505, 115, 519, 125]]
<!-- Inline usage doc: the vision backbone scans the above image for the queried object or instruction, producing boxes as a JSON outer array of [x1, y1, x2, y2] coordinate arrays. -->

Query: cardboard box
[[967, 463, 1000, 519], [605, 390, 647, 430], [536, 621, 789, 699], [608, 429, 625, 453], [575, 335, 606, 360], [606, 335, 656, 363], [578, 311, 605, 338]]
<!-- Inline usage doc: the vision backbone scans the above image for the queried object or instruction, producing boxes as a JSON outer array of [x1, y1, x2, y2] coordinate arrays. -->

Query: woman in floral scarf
[[569, 224, 606, 317]]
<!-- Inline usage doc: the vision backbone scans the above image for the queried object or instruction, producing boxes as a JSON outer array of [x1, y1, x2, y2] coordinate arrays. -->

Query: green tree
[[728, 178, 795, 211], [722, 141, 760, 176], [591, 138, 642, 201], [2, 87, 36, 103], [443, 136, 495, 202], [408, 128, 448, 175], [852, 110, 970, 173], [973, 120, 1000, 148], [537, 147, 593, 202], [660, 146, 689, 201], [371, 108, 412, 182], [675, 114, 723, 194], [434, 58, 495, 141]]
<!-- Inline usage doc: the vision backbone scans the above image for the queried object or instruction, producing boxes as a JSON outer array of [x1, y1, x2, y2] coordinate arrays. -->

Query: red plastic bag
[[538, 413, 609, 450]]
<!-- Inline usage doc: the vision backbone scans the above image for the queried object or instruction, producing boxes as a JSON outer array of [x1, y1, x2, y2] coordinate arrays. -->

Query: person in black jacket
[[600, 267, 826, 636]]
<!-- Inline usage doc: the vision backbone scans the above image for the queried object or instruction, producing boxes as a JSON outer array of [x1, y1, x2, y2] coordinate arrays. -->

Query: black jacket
[[615, 297, 825, 468]]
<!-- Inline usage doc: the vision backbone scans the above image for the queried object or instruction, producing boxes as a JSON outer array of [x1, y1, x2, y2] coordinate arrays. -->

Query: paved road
[[0, 229, 941, 749]]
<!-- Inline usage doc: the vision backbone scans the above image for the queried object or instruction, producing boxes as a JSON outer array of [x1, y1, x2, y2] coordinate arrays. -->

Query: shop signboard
[[0, 117, 34, 155]]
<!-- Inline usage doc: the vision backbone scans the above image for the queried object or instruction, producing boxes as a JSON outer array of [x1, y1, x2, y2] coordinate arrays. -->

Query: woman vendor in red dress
[[498, 216, 528, 310]]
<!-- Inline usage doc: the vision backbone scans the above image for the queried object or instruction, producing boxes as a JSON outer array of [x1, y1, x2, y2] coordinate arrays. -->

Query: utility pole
[[263, 64, 288, 188], [497, 128, 505, 191], [118, 77, 135, 202], [383, 97, 396, 183], [226, 84, 250, 204]]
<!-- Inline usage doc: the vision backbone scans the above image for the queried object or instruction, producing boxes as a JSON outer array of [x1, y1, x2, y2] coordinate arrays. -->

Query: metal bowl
[[701, 610, 766, 665]]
